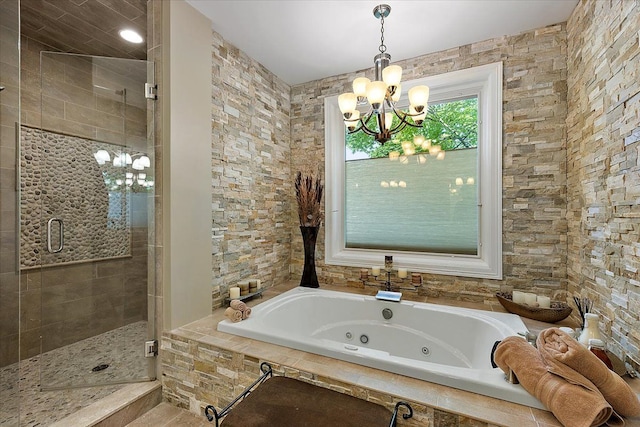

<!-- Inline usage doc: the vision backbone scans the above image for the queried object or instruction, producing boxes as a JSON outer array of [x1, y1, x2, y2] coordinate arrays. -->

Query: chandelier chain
[[379, 13, 386, 54]]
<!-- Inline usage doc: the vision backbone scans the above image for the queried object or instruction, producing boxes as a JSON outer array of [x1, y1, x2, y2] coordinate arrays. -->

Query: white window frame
[[324, 61, 502, 280]]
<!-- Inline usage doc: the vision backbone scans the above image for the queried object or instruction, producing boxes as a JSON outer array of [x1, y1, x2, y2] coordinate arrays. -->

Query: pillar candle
[[411, 272, 422, 285], [372, 266, 381, 276], [360, 269, 369, 280], [537, 295, 551, 309], [524, 293, 537, 306], [229, 287, 240, 299], [397, 268, 408, 279], [512, 291, 525, 304]]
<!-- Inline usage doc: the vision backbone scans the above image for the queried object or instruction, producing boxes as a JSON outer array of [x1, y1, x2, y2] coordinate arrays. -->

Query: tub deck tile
[[168, 281, 640, 427]]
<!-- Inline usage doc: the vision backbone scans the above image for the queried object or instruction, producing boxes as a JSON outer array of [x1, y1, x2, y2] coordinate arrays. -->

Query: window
[[324, 62, 502, 279]]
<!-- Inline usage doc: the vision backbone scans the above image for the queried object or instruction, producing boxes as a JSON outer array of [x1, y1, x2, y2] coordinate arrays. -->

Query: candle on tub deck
[[372, 266, 381, 276], [255, 279, 262, 289], [360, 269, 369, 280], [512, 291, 525, 304], [397, 268, 408, 279], [537, 295, 551, 308], [229, 287, 240, 299], [524, 293, 537, 306], [411, 272, 422, 285]]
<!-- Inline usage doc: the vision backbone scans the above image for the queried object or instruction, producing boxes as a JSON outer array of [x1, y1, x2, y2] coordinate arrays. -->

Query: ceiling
[[187, 0, 579, 85], [20, 0, 147, 60]]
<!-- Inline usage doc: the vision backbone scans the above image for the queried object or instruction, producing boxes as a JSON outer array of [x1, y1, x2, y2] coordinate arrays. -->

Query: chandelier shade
[[338, 4, 430, 144]]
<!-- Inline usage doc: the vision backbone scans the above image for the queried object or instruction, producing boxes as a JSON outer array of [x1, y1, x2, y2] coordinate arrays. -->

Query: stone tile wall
[[210, 30, 291, 308], [161, 331, 496, 427], [290, 25, 569, 302], [566, 0, 640, 370]]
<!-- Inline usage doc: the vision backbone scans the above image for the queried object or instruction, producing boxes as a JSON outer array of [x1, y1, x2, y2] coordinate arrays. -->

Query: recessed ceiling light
[[119, 29, 143, 44]]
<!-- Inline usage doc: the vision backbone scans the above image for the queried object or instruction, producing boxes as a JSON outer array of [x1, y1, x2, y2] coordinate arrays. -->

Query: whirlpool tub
[[217, 287, 543, 409]]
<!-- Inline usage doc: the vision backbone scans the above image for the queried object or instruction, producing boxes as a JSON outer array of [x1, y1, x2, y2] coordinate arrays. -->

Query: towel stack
[[224, 300, 252, 323], [493, 328, 640, 427]]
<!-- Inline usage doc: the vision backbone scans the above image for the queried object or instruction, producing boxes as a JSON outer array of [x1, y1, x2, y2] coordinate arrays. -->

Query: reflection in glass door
[[23, 52, 155, 389]]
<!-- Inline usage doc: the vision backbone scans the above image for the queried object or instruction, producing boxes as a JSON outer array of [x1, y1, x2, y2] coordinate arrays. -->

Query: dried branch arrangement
[[573, 296, 593, 329], [295, 171, 324, 227]]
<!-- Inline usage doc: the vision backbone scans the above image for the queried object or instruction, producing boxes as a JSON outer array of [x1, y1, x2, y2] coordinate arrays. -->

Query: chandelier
[[338, 4, 430, 144]]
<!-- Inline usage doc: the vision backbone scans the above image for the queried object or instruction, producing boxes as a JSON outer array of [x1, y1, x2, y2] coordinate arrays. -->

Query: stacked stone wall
[[161, 331, 497, 427], [210, 30, 292, 308], [566, 0, 640, 369], [290, 25, 569, 302]]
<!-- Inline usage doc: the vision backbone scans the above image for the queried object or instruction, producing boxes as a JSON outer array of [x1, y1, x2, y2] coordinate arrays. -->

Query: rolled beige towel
[[242, 306, 252, 320], [224, 307, 243, 323], [494, 336, 621, 427], [230, 300, 248, 312], [538, 327, 640, 418]]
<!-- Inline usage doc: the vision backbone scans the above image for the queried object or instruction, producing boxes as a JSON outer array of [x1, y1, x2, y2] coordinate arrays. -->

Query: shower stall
[[1, 0, 158, 424]]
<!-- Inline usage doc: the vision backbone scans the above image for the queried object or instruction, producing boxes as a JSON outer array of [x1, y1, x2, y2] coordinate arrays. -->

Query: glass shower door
[[28, 52, 155, 389], [0, 0, 21, 422]]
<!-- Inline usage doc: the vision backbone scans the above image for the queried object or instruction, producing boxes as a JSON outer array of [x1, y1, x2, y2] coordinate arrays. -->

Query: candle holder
[[361, 256, 422, 292]]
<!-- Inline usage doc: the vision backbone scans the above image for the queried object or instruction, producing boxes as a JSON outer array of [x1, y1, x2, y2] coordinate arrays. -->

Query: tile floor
[[0, 321, 150, 427]]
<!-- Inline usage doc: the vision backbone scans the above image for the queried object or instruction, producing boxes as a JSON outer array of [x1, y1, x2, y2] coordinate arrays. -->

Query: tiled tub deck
[[161, 283, 640, 427]]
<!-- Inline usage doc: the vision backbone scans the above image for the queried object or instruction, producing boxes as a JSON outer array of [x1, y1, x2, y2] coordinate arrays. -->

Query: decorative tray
[[495, 292, 573, 323], [224, 288, 264, 305]]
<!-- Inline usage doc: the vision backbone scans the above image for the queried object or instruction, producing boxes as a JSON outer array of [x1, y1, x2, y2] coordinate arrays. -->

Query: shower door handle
[[46, 218, 64, 253]]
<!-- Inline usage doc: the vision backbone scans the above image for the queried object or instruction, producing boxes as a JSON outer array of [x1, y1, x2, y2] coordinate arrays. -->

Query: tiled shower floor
[[0, 321, 149, 427]]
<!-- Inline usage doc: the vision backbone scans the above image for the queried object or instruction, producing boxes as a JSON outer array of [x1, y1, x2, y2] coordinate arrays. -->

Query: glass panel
[[0, 0, 21, 423], [32, 52, 155, 389], [345, 97, 479, 254]]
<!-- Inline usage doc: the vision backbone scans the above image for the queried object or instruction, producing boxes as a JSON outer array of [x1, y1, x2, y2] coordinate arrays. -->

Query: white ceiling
[[186, 0, 578, 86]]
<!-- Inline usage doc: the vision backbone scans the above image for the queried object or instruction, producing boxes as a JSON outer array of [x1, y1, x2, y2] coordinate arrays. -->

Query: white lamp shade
[[132, 159, 144, 170], [352, 77, 371, 97], [94, 150, 110, 163], [124, 153, 133, 164], [391, 83, 401, 102], [139, 155, 151, 168], [384, 112, 393, 130], [382, 65, 402, 87], [338, 93, 357, 115], [366, 81, 387, 106], [408, 85, 430, 109]]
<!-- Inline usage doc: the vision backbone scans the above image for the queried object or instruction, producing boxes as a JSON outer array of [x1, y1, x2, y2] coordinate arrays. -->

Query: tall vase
[[299, 226, 319, 288]]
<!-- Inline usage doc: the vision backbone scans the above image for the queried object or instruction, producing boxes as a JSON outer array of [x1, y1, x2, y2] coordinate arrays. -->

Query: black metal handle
[[204, 362, 273, 424], [389, 401, 413, 426]]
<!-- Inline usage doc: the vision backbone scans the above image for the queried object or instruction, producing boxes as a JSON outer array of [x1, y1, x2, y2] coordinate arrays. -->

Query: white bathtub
[[218, 287, 544, 409]]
